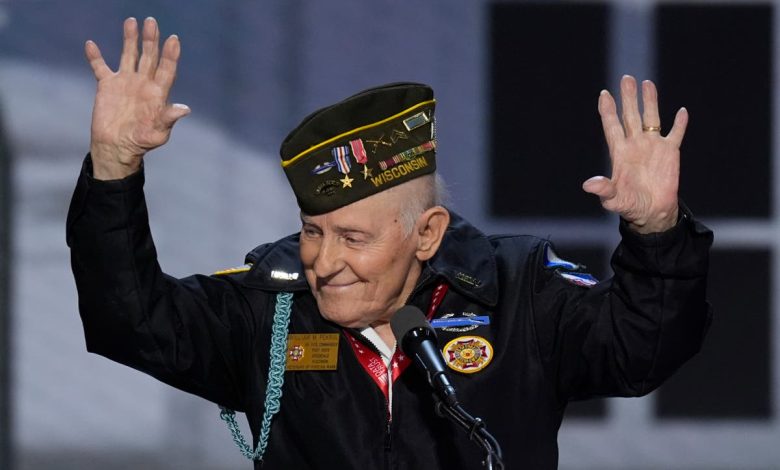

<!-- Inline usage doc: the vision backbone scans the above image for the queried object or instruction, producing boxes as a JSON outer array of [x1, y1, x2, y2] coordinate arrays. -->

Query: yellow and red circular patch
[[442, 336, 493, 374]]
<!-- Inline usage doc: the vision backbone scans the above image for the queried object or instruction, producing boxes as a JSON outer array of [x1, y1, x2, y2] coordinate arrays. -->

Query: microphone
[[391, 305, 459, 407], [392, 306, 505, 468]]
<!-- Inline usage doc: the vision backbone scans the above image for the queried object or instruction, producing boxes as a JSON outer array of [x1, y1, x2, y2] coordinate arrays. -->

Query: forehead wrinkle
[[337, 222, 372, 232], [300, 213, 380, 237], [301, 189, 410, 234]]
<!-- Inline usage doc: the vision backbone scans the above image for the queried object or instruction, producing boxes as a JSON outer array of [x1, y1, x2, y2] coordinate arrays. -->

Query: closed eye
[[301, 223, 322, 238], [343, 234, 363, 245]]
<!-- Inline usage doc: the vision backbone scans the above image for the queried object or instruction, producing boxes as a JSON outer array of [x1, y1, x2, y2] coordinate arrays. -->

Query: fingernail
[[173, 103, 190, 111], [584, 176, 605, 184], [600, 89, 609, 96]]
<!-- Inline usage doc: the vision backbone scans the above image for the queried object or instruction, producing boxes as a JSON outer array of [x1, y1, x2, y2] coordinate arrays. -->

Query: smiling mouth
[[321, 281, 357, 289]]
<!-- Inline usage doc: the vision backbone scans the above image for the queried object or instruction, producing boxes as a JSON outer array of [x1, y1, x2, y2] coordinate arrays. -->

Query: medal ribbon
[[343, 281, 449, 406], [350, 139, 368, 164], [332, 145, 352, 174]]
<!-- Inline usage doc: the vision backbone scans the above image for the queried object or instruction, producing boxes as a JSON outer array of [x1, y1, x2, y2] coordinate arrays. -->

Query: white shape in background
[[0, 59, 300, 466], [0, 5, 9, 32]]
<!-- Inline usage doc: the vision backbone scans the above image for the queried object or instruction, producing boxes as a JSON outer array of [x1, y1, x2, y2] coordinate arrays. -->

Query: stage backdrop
[[1, 1, 778, 469]]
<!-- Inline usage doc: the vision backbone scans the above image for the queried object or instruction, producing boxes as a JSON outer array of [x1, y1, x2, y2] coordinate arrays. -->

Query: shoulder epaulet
[[213, 263, 253, 276]]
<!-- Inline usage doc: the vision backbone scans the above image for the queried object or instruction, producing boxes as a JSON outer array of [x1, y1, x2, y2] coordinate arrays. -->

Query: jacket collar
[[241, 233, 310, 292], [241, 210, 498, 307], [425, 211, 498, 307]]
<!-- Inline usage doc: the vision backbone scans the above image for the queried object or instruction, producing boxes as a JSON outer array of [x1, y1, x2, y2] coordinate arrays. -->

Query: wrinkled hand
[[86, 17, 190, 180], [583, 75, 688, 234]]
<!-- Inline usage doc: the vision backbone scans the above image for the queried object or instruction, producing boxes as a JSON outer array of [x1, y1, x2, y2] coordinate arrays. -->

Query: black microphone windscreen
[[390, 305, 429, 342]]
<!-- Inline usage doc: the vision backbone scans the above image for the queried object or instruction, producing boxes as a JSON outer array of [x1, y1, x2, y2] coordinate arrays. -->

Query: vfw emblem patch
[[442, 336, 494, 374]]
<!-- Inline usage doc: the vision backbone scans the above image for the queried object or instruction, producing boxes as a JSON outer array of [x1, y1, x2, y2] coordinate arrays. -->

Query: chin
[[316, 299, 367, 328], [319, 310, 369, 329]]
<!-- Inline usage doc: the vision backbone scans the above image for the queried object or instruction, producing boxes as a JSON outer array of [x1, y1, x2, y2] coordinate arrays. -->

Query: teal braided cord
[[219, 408, 256, 459], [219, 291, 293, 461], [256, 291, 293, 457]]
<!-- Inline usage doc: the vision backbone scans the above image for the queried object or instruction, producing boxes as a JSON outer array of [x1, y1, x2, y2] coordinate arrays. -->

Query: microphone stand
[[432, 394, 505, 470]]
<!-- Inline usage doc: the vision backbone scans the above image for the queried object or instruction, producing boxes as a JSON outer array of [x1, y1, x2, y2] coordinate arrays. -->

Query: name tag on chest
[[285, 333, 340, 371]]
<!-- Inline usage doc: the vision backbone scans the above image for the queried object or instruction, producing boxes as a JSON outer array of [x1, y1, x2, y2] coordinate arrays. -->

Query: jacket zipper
[[349, 332, 395, 458], [385, 366, 393, 470], [354, 273, 434, 469], [384, 416, 393, 470], [385, 410, 393, 450], [386, 271, 434, 468]]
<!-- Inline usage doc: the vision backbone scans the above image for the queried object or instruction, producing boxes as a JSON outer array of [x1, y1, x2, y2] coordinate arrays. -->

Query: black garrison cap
[[280, 82, 437, 215]]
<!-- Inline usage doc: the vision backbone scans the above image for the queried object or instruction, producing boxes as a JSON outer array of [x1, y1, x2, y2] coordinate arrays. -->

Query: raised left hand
[[582, 75, 688, 234]]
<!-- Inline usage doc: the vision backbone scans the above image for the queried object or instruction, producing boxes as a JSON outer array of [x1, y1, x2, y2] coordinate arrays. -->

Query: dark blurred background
[[0, 1, 777, 469]]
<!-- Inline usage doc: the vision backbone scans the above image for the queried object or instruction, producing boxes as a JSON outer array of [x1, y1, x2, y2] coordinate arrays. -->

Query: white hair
[[391, 173, 449, 236]]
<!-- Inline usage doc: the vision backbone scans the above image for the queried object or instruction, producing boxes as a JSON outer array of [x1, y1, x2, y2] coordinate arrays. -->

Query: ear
[[414, 206, 450, 262]]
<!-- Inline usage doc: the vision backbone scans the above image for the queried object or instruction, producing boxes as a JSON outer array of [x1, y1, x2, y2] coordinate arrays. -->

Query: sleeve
[[66, 155, 266, 411], [530, 205, 714, 403]]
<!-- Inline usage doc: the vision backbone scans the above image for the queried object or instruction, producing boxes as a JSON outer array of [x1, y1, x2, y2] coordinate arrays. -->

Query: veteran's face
[[299, 191, 422, 330]]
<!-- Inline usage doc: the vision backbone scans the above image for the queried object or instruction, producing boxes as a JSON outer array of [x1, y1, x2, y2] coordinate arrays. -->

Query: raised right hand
[[86, 17, 190, 180]]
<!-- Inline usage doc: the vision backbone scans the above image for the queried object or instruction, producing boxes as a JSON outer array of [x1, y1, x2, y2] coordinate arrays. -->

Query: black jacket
[[67, 156, 713, 469]]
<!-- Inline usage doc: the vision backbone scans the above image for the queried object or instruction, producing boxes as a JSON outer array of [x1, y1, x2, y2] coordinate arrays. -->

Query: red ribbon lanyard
[[343, 282, 449, 404]]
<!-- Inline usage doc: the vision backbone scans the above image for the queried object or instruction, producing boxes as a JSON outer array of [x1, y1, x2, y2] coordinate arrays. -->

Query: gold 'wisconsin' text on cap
[[370, 155, 430, 188]]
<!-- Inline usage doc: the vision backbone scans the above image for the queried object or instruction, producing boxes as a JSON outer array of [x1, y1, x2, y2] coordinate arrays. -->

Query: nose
[[312, 236, 346, 279]]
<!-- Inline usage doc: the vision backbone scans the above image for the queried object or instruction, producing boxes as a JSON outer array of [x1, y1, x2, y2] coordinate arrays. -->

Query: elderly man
[[68, 17, 712, 469]]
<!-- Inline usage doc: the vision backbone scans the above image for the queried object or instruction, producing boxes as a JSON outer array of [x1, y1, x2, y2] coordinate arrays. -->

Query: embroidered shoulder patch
[[213, 264, 253, 276], [558, 271, 598, 287], [543, 245, 580, 270]]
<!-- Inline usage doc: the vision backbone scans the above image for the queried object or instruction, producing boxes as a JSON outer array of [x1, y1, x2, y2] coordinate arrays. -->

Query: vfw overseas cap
[[280, 82, 437, 215]]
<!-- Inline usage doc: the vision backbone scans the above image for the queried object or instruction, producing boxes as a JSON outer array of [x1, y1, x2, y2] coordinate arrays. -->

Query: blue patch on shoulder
[[544, 245, 580, 270], [558, 271, 598, 287]]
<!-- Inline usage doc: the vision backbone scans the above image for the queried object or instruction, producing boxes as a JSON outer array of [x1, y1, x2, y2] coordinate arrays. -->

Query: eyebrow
[[299, 216, 371, 236]]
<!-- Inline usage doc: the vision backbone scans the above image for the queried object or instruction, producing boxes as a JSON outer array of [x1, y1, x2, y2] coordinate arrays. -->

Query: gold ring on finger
[[642, 125, 662, 132]]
